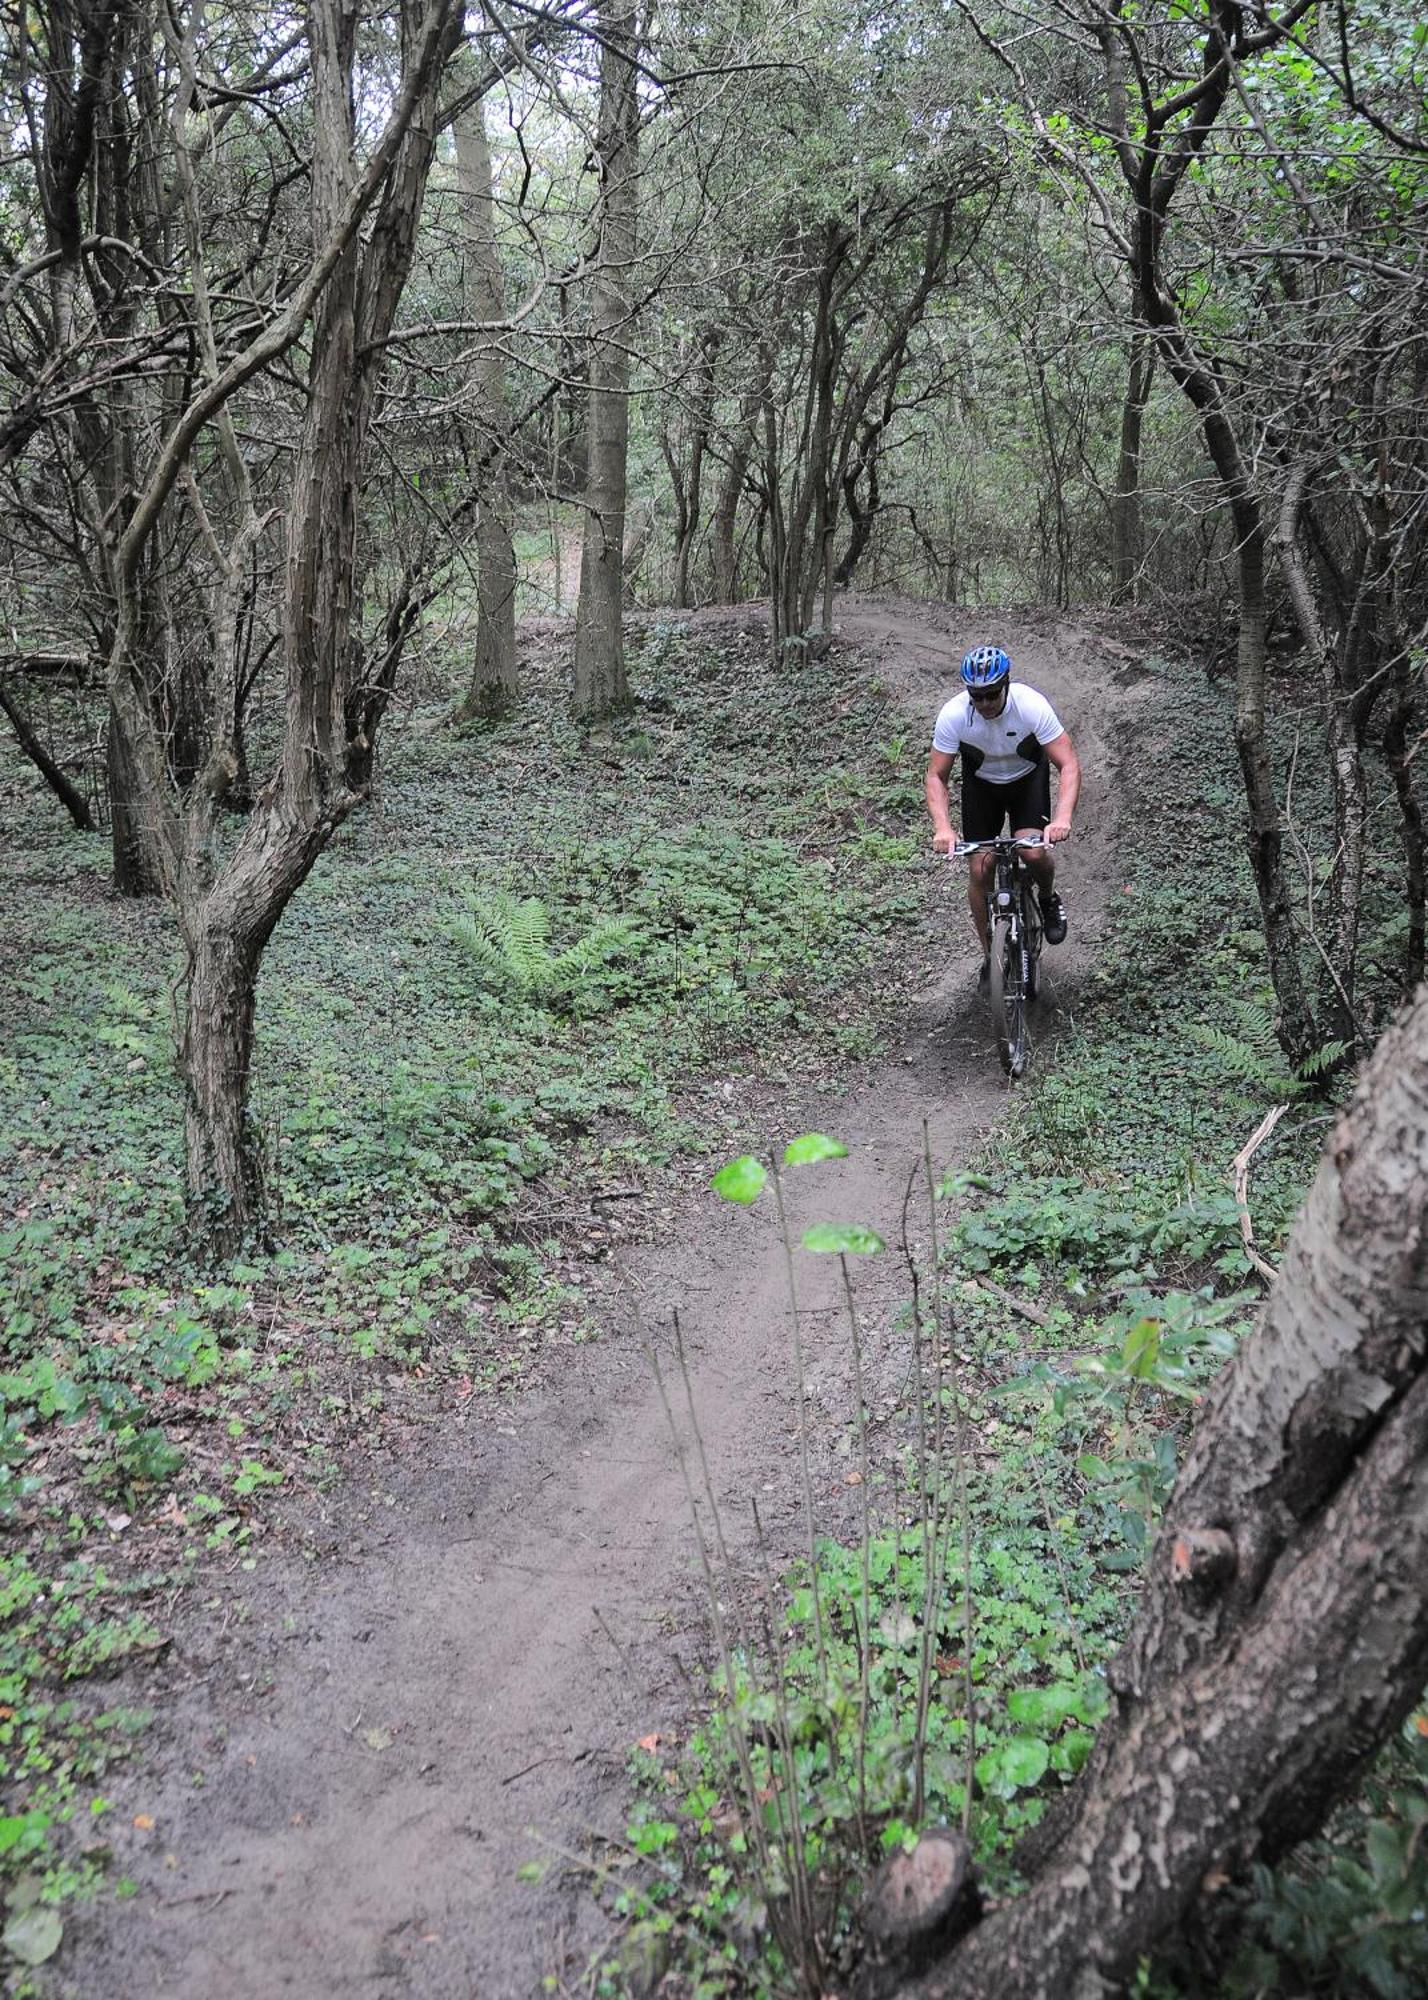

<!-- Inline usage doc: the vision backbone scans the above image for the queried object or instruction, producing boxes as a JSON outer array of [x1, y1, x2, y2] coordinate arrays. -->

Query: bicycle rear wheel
[[988, 915, 1031, 1076]]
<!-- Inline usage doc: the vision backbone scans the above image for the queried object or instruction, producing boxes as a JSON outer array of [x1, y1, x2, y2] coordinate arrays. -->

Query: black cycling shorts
[[961, 761, 1051, 841]]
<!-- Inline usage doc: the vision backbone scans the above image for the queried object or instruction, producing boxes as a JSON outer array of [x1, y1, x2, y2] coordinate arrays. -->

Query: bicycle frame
[[949, 836, 1047, 1077]]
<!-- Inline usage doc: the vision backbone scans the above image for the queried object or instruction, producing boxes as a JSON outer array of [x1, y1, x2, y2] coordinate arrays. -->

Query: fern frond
[[549, 912, 640, 989], [445, 909, 520, 991], [1188, 1016, 1302, 1099], [1297, 1038, 1350, 1080], [447, 889, 641, 1008], [504, 896, 552, 989], [447, 890, 555, 996]]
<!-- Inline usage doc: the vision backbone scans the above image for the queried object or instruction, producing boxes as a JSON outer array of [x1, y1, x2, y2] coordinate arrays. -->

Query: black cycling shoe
[[1041, 891, 1068, 945], [977, 956, 990, 996]]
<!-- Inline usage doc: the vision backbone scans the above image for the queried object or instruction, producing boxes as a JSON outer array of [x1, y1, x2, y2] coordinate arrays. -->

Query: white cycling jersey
[[931, 682, 1065, 785]]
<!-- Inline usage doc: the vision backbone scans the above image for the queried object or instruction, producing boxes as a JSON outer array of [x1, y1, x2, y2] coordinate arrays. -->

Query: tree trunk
[[905, 980, 1428, 2000], [0, 676, 96, 831], [181, 922, 266, 1249], [1110, 333, 1150, 604], [107, 695, 162, 896], [1274, 461, 1367, 1043], [710, 414, 754, 603], [671, 334, 718, 608], [1100, 6, 1317, 1061], [572, 0, 638, 724], [452, 90, 518, 722], [1385, 673, 1426, 992]]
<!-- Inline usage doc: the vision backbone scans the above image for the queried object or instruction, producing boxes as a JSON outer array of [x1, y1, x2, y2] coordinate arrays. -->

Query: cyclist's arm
[[1045, 731, 1080, 841], [924, 747, 959, 853]]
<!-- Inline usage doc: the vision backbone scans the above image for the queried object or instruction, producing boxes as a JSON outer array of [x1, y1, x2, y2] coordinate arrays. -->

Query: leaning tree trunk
[[0, 676, 96, 831], [572, 0, 638, 724], [900, 980, 1428, 2000], [452, 89, 518, 722]]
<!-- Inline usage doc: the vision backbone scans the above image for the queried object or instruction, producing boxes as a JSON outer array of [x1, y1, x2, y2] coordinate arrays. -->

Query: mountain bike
[[952, 835, 1047, 1078]]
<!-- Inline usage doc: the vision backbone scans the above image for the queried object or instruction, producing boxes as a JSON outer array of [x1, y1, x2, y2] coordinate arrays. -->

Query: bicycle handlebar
[[948, 835, 1048, 857]]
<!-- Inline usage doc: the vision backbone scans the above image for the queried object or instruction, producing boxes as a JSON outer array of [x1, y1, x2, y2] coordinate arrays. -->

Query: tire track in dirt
[[66, 598, 1142, 1998]]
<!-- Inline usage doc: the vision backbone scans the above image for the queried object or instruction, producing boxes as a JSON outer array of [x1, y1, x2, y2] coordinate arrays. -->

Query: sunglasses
[[968, 685, 1005, 705]]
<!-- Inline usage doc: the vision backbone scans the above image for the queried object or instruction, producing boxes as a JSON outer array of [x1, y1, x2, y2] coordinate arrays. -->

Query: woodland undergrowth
[[0, 616, 924, 1947], [602, 654, 1428, 2000]]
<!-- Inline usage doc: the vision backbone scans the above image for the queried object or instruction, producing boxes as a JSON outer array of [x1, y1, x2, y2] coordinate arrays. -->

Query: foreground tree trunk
[[902, 980, 1428, 1999], [572, 0, 638, 723]]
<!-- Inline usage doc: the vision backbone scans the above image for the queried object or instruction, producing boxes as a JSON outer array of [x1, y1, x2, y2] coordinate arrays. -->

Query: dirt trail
[[68, 598, 1139, 1999]]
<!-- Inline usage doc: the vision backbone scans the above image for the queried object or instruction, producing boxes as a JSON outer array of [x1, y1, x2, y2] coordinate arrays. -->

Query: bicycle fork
[[993, 865, 1034, 991]]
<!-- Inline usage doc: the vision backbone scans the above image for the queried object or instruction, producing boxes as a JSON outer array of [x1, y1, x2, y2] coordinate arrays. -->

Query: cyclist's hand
[[933, 827, 958, 855], [1046, 819, 1072, 845]]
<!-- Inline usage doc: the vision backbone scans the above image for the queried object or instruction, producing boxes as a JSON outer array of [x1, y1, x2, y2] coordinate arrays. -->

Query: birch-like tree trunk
[[572, 0, 638, 723], [453, 90, 518, 721]]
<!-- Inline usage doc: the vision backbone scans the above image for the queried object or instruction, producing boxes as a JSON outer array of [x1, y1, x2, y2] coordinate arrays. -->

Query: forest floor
[[37, 595, 1150, 2000]]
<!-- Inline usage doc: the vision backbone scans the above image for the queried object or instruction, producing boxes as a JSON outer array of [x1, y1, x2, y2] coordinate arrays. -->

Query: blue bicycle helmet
[[960, 645, 1012, 689]]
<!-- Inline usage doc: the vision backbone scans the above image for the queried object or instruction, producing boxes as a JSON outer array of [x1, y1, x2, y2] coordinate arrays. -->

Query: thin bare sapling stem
[[900, 1154, 939, 1824], [923, 1121, 977, 1836], [838, 1250, 874, 1858], [641, 1311, 776, 1887], [751, 1495, 822, 1992], [769, 1159, 830, 1684]]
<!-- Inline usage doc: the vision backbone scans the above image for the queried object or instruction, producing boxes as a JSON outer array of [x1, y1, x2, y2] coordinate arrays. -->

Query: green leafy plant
[[446, 889, 640, 1011]]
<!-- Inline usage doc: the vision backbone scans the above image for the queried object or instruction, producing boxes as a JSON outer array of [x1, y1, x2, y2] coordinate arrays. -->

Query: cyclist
[[924, 645, 1081, 990]]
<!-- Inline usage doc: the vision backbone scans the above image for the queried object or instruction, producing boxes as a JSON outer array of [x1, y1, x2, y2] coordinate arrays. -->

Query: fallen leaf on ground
[[132, 1815, 155, 1831], [362, 1727, 393, 1752], [636, 1732, 663, 1754]]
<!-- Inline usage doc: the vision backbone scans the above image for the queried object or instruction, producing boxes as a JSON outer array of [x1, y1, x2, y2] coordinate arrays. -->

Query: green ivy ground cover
[[0, 617, 926, 1941]]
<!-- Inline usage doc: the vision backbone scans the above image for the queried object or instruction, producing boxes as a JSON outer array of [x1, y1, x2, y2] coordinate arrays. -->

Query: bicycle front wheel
[[988, 916, 1031, 1077]]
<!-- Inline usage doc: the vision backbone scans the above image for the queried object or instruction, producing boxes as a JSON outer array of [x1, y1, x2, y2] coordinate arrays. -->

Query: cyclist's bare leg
[[1018, 827, 1055, 897], [968, 851, 994, 955]]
